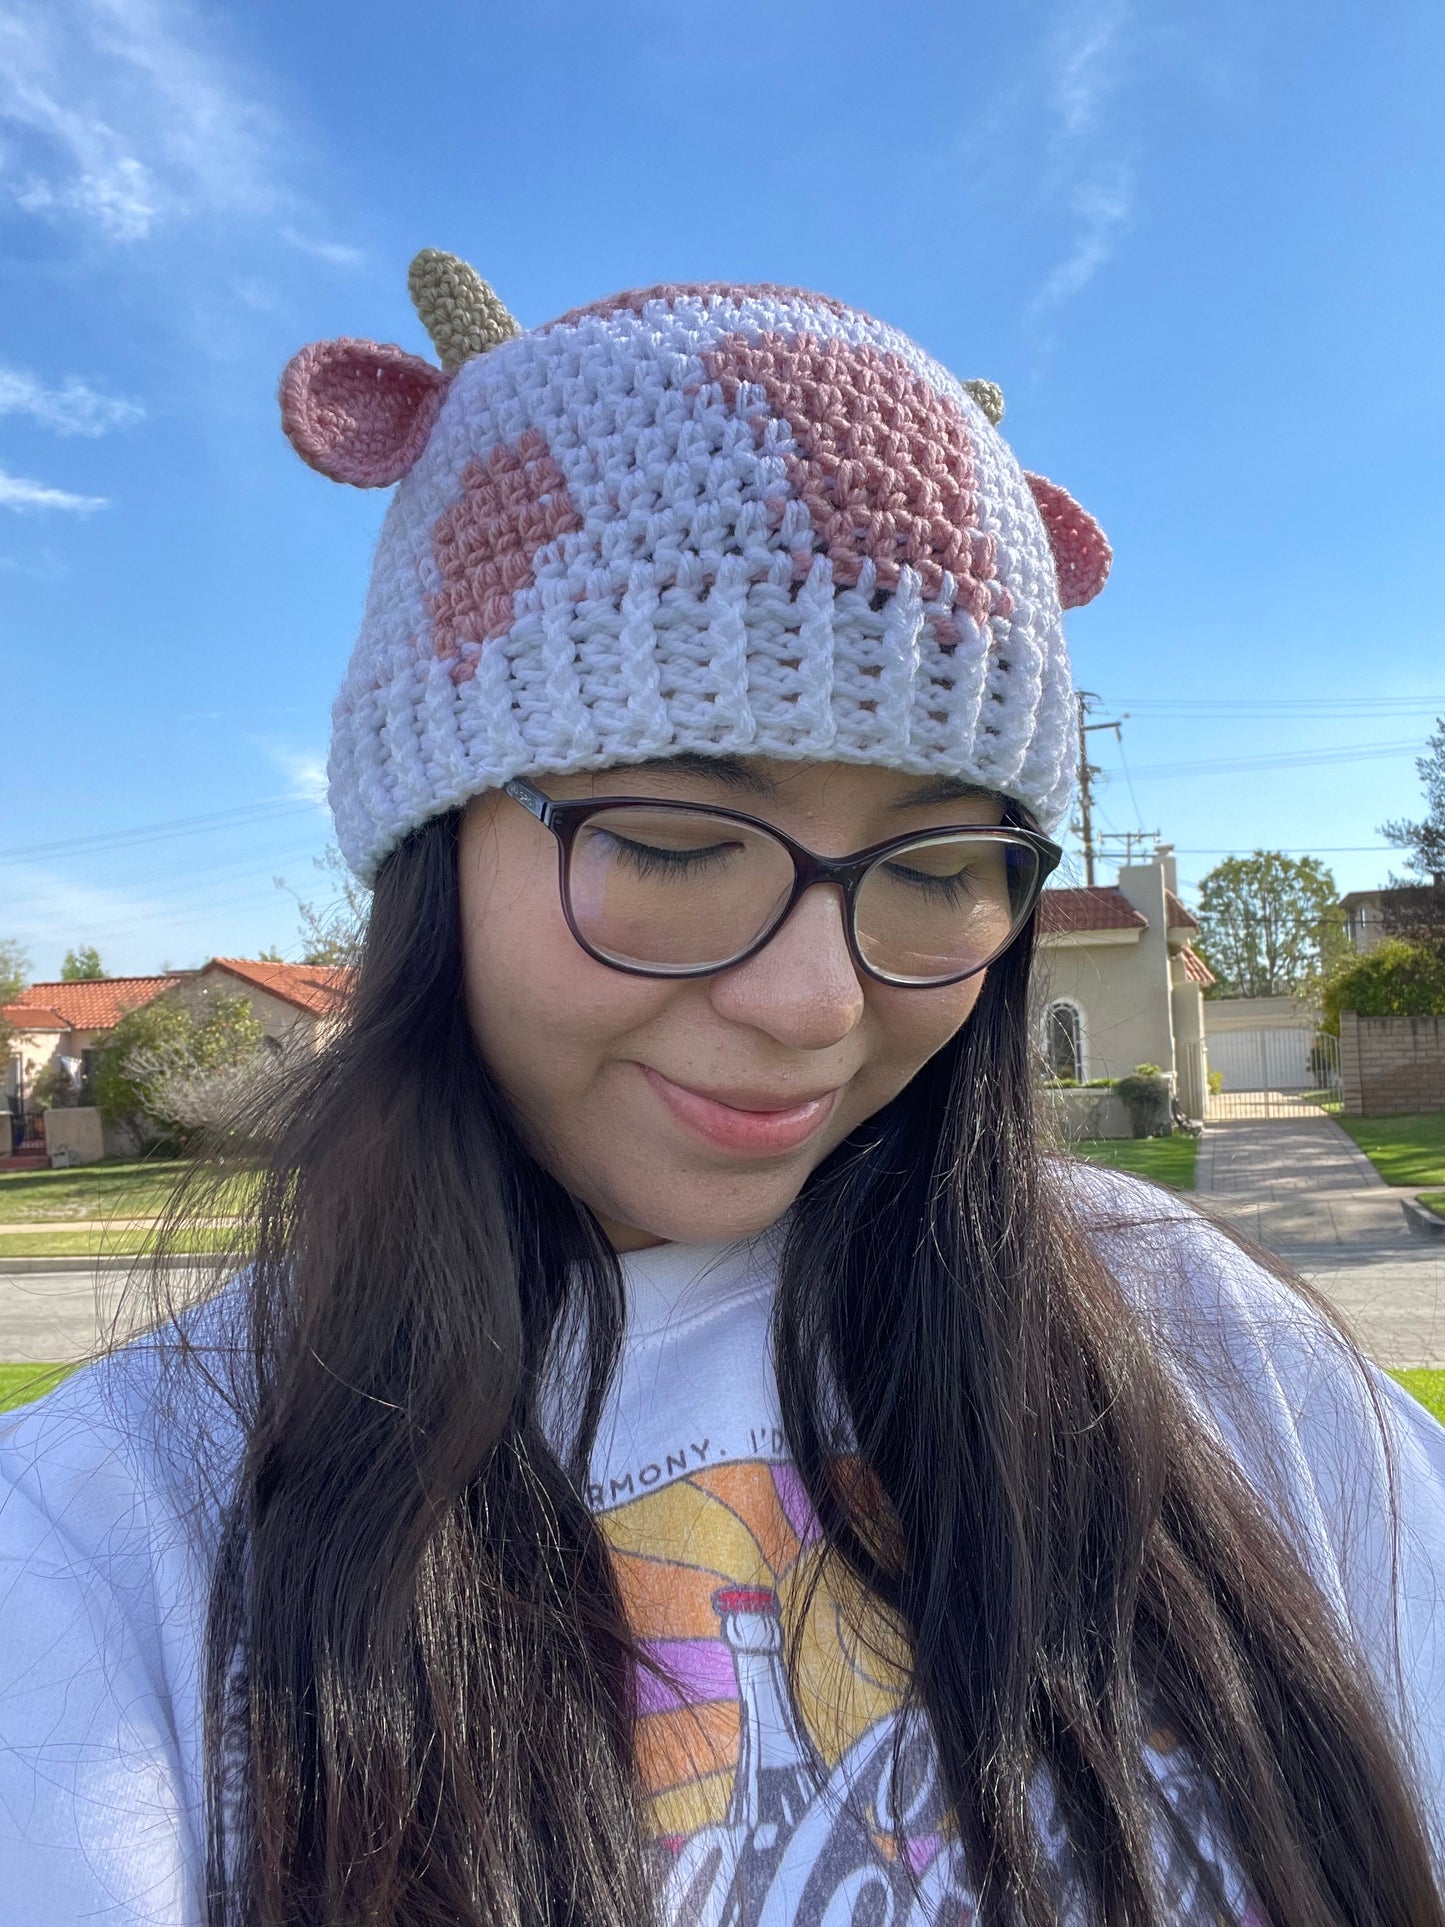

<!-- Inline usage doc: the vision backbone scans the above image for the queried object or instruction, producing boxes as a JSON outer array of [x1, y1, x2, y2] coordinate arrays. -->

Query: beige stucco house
[[172, 958, 353, 1051], [1035, 845, 1215, 1120]]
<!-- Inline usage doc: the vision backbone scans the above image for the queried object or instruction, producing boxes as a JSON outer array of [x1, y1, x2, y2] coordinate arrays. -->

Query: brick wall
[[1340, 1011, 1445, 1115]]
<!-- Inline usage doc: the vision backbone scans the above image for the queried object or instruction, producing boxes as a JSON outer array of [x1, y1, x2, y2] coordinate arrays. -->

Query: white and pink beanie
[[281, 253, 1111, 882]]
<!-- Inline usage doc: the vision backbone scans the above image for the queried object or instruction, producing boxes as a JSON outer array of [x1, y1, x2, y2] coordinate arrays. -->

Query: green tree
[[94, 991, 265, 1142], [60, 944, 108, 981], [1194, 852, 1347, 1000], [1378, 716, 1445, 957], [1322, 939, 1445, 1034], [0, 938, 31, 1069], [0, 939, 26, 1006], [275, 844, 370, 969]]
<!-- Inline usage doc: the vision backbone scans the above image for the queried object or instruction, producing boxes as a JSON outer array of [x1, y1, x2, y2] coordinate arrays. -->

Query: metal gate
[[1205, 1028, 1340, 1120]]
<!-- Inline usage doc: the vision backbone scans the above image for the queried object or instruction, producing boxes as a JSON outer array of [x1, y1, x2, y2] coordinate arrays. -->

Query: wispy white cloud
[[1031, 160, 1133, 314], [0, 0, 282, 242], [0, 465, 106, 511], [1028, 0, 1135, 326], [1049, 0, 1130, 136], [0, 860, 161, 968], [280, 226, 364, 270], [254, 741, 329, 806], [0, 362, 144, 435]]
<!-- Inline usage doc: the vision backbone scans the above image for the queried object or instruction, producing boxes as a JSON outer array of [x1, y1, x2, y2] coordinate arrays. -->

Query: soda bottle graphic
[[714, 1586, 822, 1862]]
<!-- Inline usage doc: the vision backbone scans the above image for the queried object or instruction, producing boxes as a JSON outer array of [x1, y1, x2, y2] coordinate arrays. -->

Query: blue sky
[[2, 0, 1442, 977]]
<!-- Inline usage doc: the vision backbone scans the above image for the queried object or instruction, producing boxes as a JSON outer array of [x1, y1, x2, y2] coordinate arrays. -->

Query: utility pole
[[1074, 691, 1123, 887], [1098, 829, 1161, 866]]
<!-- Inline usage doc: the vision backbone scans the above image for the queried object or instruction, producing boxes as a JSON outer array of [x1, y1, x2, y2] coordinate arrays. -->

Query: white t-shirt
[[2, 1169, 1443, 1924]]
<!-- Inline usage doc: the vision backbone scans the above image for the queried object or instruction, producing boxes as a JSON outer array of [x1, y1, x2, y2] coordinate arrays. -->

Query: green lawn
[[6, 1359, 1442, 1434], [0, 1157, 258, 1224], [1070, 1135, 1199, 1191], [1417, 1192, 1445, 1221], [1336, 1113, 1445, 1188], [0, 1225, 236, 1258], [1390, 1370, 1445, 1426], [0, 1363, 76, 1413], [5, 1361, 1443, 1435]]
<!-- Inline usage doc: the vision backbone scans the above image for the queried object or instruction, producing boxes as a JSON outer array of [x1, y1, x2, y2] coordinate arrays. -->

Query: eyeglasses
[[503, 777, 1061, 989]]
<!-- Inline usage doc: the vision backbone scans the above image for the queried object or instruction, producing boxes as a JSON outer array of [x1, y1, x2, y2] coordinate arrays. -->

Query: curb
[[1402, 1197, 1445, 1241], [0, 1254, 213, 1276]]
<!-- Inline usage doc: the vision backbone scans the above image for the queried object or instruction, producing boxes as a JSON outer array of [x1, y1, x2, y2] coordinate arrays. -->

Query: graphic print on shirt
[[593, 1449, 1264, 1927]]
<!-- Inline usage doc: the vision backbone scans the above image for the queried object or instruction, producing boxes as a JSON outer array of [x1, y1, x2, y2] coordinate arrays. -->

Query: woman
[[2, 255, 1442, 1927]]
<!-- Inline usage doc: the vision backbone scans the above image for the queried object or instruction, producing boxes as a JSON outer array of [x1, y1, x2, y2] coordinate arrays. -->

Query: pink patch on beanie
[[701, 333, 1006, 629], [1023, 471, 1112, 608], [425, 428, 583, 675], [279, 338, 450, 488]]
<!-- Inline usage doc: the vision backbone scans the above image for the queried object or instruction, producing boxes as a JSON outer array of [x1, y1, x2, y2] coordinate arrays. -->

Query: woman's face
[[459, 756, 1003, 1251]]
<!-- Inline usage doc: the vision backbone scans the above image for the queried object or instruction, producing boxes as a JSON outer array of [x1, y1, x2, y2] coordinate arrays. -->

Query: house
[[1035, 844, 1215, 1121], [1339, 882, 1444, 955], [172, 958, 354, 1051], [1340, 889, 1389, 953], [3, 962, 353, 1164], [3, 975, 183, 1117]]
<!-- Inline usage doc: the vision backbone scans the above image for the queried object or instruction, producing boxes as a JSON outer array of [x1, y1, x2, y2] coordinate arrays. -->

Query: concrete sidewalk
[[1197, 1115, 1443, 1367]]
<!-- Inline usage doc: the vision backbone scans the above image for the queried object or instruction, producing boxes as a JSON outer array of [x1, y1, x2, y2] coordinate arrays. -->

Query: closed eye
[[592, 829, 744, 879], [878, 859, 980, 905]]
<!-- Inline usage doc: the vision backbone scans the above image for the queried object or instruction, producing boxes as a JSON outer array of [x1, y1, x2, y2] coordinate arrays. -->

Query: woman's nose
[[707, 883, 866, 1047]]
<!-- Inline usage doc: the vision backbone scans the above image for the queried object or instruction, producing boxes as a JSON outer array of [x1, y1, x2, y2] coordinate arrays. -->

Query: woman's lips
[[639, 1065, 841, 1156]]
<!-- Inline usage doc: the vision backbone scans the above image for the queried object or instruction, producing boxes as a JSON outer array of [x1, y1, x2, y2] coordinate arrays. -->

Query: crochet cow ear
[[1023, 472, 1112, 609], [279, 339, 450, 488]]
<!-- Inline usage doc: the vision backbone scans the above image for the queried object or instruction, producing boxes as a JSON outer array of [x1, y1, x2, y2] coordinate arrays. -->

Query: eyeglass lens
[[563, 806, 1040, 984]]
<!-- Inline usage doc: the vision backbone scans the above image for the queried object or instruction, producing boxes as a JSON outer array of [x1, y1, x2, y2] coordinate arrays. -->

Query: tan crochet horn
[[407, 248, 521, 372], [962, 379, 1005, 426]]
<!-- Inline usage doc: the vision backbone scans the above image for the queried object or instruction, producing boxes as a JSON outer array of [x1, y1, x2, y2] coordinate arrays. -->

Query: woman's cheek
[[889, 972, 985, 1065]]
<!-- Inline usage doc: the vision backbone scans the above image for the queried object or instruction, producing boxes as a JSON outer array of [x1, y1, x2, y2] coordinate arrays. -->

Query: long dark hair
[[152, 807, 1441, 1925]]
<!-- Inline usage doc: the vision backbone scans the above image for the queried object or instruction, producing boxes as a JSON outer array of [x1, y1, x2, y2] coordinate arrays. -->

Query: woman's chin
[[593, 1170, 806, 1253]]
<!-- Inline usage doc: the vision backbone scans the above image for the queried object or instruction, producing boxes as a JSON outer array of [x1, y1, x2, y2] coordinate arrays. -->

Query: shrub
[[1321, 940, 1445, 1035], [1114, 1065, 1172, 1139], [94, 992, 266, 1149], [1207, 1068, 1224, 1096]]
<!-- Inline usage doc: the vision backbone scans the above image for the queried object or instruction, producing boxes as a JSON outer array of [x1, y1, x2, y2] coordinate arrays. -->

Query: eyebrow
[[887, 775, 1002, 810], [631, 756, 1003, 812], [632, 752, 778, 794]]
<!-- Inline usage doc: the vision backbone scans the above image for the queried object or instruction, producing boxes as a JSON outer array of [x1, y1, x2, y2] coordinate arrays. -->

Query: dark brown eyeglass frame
[[504, 776, 1063, 988]]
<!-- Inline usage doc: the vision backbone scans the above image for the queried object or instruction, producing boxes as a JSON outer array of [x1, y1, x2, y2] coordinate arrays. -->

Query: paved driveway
[[1197, 1115, 1443, 1368]]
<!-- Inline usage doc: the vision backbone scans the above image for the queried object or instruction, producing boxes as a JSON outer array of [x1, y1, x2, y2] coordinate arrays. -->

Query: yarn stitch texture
[[283, 280, 1110, 881]]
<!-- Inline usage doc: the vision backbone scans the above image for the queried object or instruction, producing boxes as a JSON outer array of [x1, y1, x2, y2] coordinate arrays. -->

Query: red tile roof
[[1179, 943, 1217, 987], [1166, 889, 1200, 932], [1038, 887, 1148, 935], [3, 1003, 68, 1031], [12, 976, 181, 1031], [205, 958, 355, 1019]]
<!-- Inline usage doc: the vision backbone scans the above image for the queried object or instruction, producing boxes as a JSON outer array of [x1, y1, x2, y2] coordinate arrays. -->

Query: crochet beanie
[[281, 252, 1111, 882]]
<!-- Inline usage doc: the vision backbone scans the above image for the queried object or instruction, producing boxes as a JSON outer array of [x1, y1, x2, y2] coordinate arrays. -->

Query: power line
[[1108, 697, 1444, 717], [0, 797, 318, 864], [1124, 739, 1421, 780]]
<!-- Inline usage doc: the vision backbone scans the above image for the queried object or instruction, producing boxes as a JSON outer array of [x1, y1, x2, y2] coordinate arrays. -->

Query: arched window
[[1045, 1001, 1084, 1082]]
